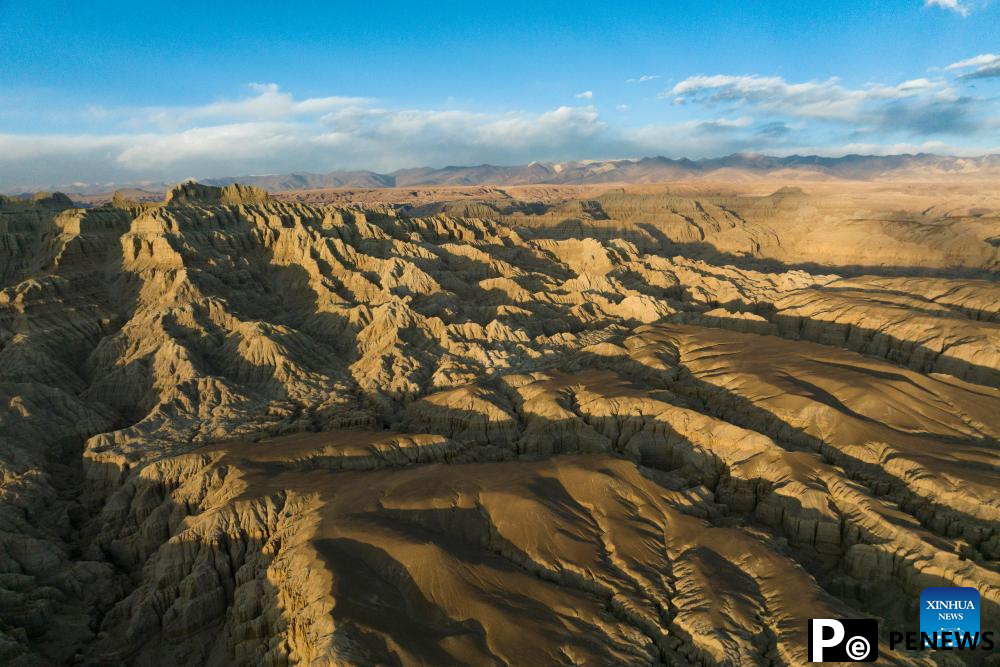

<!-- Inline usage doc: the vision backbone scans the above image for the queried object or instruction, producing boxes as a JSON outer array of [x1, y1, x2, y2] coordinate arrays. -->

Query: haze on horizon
[[2, 0, 1000, 190]]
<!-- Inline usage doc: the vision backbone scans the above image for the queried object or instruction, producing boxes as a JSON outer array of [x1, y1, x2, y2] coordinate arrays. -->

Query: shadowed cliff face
[[0, 182, 998, 666]]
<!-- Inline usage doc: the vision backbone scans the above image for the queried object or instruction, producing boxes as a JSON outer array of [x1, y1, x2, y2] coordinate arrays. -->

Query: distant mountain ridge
[[15, 152, 1000, 196], [200, 153, 1000, 191]]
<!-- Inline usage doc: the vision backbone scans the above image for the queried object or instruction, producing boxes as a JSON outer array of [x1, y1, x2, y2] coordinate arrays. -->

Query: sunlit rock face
[[1, 182, 997, 666]]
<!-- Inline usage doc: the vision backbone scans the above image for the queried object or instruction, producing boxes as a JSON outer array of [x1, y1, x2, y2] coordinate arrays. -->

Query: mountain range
[[13, 152, 1000, 197], [199, 153, 1000, 191]]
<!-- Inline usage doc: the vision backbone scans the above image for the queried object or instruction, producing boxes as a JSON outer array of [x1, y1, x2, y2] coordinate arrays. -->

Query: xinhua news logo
[[808, 619, 878, 662], [920, 586, 979, 648], [888, 586, 994, 653]]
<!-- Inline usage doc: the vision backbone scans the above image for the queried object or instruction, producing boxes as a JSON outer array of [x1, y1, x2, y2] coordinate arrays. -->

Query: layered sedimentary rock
[[1, 182, 997, 666]]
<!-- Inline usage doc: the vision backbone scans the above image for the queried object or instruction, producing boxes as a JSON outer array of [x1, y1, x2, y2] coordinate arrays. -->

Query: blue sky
[[1, 0, 999, 188]]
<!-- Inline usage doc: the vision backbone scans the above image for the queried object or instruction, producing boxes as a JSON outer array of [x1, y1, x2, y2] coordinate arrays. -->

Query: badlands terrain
[[1, 177, 999, 666]]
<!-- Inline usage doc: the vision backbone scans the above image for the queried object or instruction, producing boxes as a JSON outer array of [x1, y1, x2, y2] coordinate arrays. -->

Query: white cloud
[[626, 74, 661, 84], [946, 53, 1000, 79], [663, 74, 981, 136], [314, 105, 606, 159], [5, 110, 788, 190], [136, 83, 372, 127], [925, 0, 970, 15], [575, 90, 594, 99], [1, 68, 998, 192], [0, 89, 612, 188], [114, 122, 309, 168], [667, 75, 954, 120], [946, 53, 1000, 69]]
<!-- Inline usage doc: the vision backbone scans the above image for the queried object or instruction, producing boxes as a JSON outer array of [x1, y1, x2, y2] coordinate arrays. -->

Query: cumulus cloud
[[664, 74, 979, 135], [136, 85, 370, 130], [0, 86, 616, 189], [946, 53, 1000, 79], [925, 0, 970, 15], [574, 90, 594, 99]]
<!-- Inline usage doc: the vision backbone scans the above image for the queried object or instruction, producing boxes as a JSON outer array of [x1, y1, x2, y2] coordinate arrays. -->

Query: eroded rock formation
[[1, 182, 997, 665]]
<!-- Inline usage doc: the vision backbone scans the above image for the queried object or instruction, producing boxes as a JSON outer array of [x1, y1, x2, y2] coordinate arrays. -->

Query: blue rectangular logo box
[[920, 587, 980, 648]]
